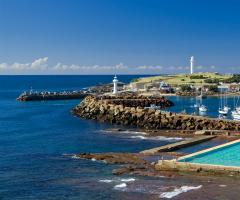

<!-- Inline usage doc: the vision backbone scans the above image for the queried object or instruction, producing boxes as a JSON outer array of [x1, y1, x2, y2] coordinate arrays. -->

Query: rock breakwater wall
[[175, 91, 218, 96], [71, 95, 240, 131]]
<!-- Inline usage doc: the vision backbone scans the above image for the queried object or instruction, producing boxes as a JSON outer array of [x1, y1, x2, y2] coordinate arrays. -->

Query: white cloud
[[211, 66, 217, 69], [185, 67, 189, 69], [51, 62, 128, 71], [167, 66, 175, 70], [136, 66, 147, 70], [52, 63, 62, 70], [136, 65, 163, 70], [69, 64, 81, 70], [196, 66, 203, 69], [0, 57, 48, 70], [156, 66, 163, 70], [148, 66, 155, 69], [177, 66, 183, 70], [0, 63, 8, 69], [30, 57, 48, 70]]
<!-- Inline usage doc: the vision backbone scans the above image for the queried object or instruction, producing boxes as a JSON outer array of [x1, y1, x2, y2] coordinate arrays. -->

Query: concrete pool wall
[[155, 139, 240, 175]]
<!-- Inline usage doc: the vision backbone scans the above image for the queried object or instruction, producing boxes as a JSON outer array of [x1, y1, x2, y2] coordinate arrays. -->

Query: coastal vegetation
[[223, 74, 240, 83], [137, 73, 233, 86], [180, 85, 191, 91], [130, 78, 140, 82]]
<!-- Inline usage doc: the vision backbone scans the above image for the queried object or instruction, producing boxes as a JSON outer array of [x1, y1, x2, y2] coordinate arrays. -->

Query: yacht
[[219, 108, 228, 115], [233, 114, 240, 120], [199, 104, 207, 112], [218, 82, 227, 115], [224, 105, 231, 112], [199, 81, 207, 112], [194, 103, 199, 108]]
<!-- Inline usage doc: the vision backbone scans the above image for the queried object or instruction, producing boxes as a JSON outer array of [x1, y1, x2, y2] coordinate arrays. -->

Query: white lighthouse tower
[[190, 56, 195, 74], [113, 75, 118, 93]]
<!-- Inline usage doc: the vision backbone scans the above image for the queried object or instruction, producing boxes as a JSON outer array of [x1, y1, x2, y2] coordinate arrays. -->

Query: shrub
[[191, 112, 197, 116], [208, 85, 218, 92], [131, 78, 140, 82], [179, 109, 188, 115], [181, 85, 191, 91]]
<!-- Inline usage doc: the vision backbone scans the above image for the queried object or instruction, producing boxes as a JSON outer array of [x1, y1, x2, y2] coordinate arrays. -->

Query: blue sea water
[[0, 75, 238, 199]]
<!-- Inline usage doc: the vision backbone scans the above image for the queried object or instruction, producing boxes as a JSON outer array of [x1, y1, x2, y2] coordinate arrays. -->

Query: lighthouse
[[190, 56, 195, 74], [113, 75, 118, 93]]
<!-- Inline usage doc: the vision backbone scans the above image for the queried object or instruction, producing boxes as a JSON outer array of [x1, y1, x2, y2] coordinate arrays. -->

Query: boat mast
[[201, 80, 203, 105]]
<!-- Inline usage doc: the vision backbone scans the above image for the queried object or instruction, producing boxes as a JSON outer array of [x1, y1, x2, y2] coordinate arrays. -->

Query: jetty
[[16, 91, 94, 101]]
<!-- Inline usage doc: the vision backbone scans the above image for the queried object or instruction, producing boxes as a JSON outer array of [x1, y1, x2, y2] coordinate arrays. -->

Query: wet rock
[[113, 168, 133, 175]]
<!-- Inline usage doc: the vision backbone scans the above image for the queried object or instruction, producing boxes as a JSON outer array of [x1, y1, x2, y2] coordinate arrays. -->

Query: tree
[[208, 85, 218, 92], [181, 85, 191, 91]]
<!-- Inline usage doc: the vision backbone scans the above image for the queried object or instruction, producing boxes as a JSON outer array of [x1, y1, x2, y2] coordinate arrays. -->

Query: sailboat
[[199, 81, 207, 112], [198, 80, 207, 99], [223, 93, 231, 111], [218, 83, 228, 115], [194, 89, 199, 108], [232, 96, 240, 116]]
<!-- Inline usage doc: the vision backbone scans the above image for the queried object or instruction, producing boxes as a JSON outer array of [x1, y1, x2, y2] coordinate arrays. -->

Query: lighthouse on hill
[[113, 75, 118, 93], [190, 56, 195, 74]]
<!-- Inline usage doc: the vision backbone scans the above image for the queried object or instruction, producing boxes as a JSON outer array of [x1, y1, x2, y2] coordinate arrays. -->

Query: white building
[[190, 56, 195, 74], [113, 75, 118, 93], [218, 86, 229, 93]]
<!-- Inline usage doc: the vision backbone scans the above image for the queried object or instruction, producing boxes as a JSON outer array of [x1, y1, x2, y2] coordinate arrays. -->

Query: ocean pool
[[178, 140, 240, 167]]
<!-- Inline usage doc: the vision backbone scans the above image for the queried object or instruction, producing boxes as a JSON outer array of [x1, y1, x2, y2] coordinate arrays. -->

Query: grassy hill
[[137, 73, 232, 86]]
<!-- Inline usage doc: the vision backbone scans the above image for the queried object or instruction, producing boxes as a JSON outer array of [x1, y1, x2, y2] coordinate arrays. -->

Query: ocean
[[1, 75, 240, 199]]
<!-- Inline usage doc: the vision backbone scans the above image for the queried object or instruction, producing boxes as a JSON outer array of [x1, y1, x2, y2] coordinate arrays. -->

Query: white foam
[[120, 178, 135, 182], [71, 155, 77, 158], [98, 179, 114, 183], [131, 136, 146, 139], [131, 136, 185, 141], [91, 158, 96, 161], [114, 183, 127, 189], [120, 131, 147, 135], [159, 185, 202, 198], [219, 185, 226, 187], [98, 178, 136, 183]]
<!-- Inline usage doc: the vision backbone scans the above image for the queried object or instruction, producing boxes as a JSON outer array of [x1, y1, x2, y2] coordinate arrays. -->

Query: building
[[218, 86, 229, 93], [190, 56, 195, 74]]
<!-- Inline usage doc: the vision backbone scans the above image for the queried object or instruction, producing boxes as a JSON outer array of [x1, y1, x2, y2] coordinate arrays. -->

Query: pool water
[[178, 141, 240, 167]]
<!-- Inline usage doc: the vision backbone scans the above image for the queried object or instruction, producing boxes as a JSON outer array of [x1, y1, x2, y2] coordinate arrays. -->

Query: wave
[[159, 185, 202, 198], [120, 131, 147, 135], [98, 178, 136, 183], [131, 136, 186, 141], [120, 178, 135, 182], [99, 179, 114, 183], [114, 183, 127, 189]]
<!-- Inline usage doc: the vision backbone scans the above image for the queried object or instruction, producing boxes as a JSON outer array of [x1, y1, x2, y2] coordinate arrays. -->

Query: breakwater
[[140, 136, 216, 154], [16, 92, 93, 101], [71, 94, 240, 130]]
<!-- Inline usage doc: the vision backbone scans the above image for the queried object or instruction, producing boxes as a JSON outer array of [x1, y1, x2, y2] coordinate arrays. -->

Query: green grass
[[139, 73, 232, 85]]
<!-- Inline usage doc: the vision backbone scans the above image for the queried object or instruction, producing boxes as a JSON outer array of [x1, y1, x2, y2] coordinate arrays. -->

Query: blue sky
[[0, 0, 239, 75]]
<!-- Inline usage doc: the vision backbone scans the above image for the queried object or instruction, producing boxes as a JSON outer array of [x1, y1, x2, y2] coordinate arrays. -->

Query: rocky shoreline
[[70, 94, 240, 131], [76, 152, 181, 178]]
